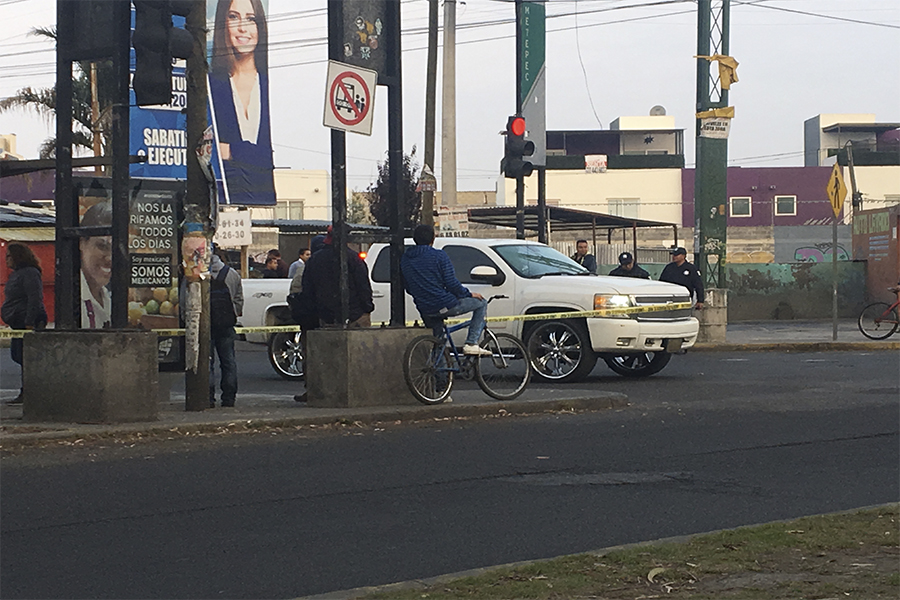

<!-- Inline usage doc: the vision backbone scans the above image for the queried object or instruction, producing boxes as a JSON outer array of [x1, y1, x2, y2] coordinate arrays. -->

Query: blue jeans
[[210, 326, 238, 406], [430, 296, 488, 346]]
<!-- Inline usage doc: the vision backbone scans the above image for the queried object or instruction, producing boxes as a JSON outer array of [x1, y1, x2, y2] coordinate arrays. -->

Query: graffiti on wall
[[793, 242, 850, 263]]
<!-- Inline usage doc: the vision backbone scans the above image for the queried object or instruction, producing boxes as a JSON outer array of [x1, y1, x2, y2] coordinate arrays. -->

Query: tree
[[347, 191, 373, 225], [365, 147, 421, 229], [0, 27, 114, 159]]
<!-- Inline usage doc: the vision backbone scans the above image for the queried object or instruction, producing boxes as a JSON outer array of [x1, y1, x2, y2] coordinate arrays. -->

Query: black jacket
[[659, 260, 705, 302], [608, 264, 651, 279], [301, 245, 375, 324], [1, 266, 47, 329], [571, 253, 597, 274]]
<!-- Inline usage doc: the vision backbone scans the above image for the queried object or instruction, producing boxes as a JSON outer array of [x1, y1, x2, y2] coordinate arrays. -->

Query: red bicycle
[[857, 286, 900, 340]]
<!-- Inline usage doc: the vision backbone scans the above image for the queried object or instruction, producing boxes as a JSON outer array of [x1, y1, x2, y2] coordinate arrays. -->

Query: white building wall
[[804, 113, 877, 166], [850, 165, 900, 211], [254, 169, 331, 221], [500, 168, 682, 224]]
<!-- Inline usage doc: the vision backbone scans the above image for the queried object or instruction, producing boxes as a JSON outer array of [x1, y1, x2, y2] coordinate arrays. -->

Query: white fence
[[551, 242, 672, 265]]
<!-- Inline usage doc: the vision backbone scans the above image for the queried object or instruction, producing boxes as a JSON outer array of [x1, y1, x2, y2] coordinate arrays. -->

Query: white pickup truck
[[242, 238, 699, 382]]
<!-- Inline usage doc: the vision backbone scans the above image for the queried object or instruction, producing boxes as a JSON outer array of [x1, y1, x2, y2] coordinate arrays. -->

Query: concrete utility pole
[[441, 0, 457, 207], [422, 0, 439, 226], [694, 0, 730, 289], [183, 0, 211, 411]]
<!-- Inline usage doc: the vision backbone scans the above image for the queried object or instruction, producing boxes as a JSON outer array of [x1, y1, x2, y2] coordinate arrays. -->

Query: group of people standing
[[572, 241, 705, 308]]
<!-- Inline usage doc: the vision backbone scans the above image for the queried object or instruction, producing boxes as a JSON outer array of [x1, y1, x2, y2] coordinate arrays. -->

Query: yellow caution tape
[[375, 302, 694, 327], [0, 303, 691, 339]]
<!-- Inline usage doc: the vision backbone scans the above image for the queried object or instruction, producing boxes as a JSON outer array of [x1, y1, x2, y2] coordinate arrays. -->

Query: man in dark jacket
[[659, 247, 704, 309], [608, 252, 651, 279], [571, 239, 597, 274], [400, 225, 491, 356], [301, 233, 374, 327]]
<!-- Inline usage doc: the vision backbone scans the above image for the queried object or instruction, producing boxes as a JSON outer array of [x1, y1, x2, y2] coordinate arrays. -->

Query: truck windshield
[[491, 244, 589, 279]]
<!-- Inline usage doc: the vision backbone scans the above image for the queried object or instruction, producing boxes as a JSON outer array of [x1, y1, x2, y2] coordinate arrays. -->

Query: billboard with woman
[[208, 0, 276, 206]]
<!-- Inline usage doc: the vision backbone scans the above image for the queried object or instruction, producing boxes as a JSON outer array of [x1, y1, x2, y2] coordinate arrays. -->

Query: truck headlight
[[594, 294, 633, 317]]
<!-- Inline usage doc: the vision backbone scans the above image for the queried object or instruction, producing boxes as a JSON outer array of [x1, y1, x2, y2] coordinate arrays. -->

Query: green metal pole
[[694, 0, 729, 289]]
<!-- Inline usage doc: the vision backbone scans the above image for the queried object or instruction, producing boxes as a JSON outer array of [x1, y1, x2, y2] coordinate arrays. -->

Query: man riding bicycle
[[401, 224, 492, 356]]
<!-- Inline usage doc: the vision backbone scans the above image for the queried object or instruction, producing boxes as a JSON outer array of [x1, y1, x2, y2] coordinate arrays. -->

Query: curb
[[299, 502, 900, 600], [0, 394, 629, 448], [691, 341, 900, 352]]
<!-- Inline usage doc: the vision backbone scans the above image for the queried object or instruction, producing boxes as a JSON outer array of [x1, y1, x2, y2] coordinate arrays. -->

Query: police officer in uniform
[[608, 251, 650, 279], [659, 247, 704, 309]]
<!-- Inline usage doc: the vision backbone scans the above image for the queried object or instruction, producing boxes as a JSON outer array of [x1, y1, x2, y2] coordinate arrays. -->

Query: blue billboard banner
[[206, 0, 277, 206], [129, 10, 189, 180]]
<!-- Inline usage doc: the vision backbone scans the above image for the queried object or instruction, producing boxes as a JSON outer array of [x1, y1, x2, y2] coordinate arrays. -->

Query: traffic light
[[132, 1, 194, 107], [501, 115, 535, 179]]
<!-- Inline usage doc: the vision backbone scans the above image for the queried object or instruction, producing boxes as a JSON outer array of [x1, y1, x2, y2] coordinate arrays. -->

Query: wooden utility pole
[[183, 0, 211, 411]]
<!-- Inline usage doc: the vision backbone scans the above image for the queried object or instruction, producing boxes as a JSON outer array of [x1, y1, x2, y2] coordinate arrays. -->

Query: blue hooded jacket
[[400, 244, 471, 316]]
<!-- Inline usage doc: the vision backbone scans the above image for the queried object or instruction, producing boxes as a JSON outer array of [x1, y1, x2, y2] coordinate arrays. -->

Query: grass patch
[[363, 504, 899, 599]]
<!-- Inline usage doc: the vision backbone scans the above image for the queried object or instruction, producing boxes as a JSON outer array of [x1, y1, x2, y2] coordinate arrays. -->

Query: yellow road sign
[[827, 163, 847, 217]]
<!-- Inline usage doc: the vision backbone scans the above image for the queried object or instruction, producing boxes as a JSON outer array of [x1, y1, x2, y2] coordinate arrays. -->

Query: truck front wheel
[[604, 351, 671, 378], [526, 320, 597, 383]]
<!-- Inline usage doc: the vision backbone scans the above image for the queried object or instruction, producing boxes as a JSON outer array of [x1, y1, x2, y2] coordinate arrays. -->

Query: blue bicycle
[[403, 295, 531, 404]]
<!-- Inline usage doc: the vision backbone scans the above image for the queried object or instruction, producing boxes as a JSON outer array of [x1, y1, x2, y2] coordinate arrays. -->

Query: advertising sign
[[214, 207, 253, 248], [585, 155, 608, 173], [699, 117, 732, 139], [129, 9, 188, 180], [436, 206, 469, 238], [206, 0, 277, 206], [74, 178, 185, 368]]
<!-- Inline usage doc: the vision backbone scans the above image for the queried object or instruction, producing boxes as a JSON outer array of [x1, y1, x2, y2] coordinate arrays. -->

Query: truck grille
[[633, 295, 693, 321]]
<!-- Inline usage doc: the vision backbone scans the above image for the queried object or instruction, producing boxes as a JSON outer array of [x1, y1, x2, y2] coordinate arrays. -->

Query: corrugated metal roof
[[0, 204, 56, 227], [0, 227, 56, 242]]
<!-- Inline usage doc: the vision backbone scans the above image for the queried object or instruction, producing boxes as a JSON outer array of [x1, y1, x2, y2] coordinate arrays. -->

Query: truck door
[[441, 244, 516, 335]]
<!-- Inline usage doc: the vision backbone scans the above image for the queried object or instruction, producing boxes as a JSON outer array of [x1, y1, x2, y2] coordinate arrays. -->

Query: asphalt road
[[1, 349, 898, 599]]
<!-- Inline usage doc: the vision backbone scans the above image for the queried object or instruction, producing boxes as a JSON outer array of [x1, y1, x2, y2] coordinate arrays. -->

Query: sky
[[1, 0, 898, 194]]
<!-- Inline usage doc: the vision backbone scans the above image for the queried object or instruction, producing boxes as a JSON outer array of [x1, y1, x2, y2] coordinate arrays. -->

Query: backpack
[[210, 265, 237, 330]]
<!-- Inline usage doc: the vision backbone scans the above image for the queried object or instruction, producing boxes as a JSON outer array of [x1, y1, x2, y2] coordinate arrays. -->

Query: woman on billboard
[[209, 0, 276, 205]]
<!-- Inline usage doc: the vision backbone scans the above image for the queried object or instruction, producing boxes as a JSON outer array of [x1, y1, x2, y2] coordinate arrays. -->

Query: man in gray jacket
[[209, 248, 244, 408]]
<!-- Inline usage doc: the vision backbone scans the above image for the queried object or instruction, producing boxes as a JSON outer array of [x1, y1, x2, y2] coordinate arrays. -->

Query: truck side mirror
[[470, 265, 505, 286]]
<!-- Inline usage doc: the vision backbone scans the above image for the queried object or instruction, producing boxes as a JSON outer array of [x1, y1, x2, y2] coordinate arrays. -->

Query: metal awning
[[251, 219, 390, 242], [467, 205, 675, 232], [821, 122, 899, 133]]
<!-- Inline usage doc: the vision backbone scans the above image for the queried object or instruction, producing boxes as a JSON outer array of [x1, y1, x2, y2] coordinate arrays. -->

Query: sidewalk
[[1, 320, 896, 447]]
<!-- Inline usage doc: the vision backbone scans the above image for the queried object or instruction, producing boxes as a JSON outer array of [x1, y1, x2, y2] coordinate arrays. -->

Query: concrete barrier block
[[305, 327, 425, 408], [23, 331, 159, 423], [697, 288, 728, 343]]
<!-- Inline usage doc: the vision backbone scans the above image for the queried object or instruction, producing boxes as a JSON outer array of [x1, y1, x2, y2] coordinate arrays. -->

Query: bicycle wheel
[[404, 335, 454, 405], [858, 302, 899, 340], [476, 332, 531, 401], [267, 331, 304, 379]]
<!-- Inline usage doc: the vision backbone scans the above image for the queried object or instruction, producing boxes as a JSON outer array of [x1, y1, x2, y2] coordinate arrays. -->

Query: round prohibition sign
[[329, 71, 371, 127]]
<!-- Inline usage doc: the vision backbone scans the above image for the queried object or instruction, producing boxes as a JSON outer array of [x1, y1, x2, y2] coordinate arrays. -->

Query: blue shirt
[[400, 245, 471, 316]]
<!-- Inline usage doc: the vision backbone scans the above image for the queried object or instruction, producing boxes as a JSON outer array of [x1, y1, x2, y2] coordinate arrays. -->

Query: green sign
[[519, 2, 545, 105], [519, 2, 546, 167]]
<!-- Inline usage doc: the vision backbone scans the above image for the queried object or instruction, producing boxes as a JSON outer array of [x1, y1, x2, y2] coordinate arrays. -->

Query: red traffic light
[[509, 116, 526, 137]]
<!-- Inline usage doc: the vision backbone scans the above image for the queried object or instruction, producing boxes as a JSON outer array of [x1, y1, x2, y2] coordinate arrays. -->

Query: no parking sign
[[323, 60, 378, 136]]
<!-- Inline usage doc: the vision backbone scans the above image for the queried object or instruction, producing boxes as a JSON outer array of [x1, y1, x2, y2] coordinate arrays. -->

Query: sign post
[[827, 163, 848, 341]]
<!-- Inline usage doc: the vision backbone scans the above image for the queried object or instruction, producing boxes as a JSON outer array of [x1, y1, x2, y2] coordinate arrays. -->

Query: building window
[[730, 196, 751, 217], [607, 198, 640, 218], [774, 195, 796, 216], [274, 199, 304, 220]]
